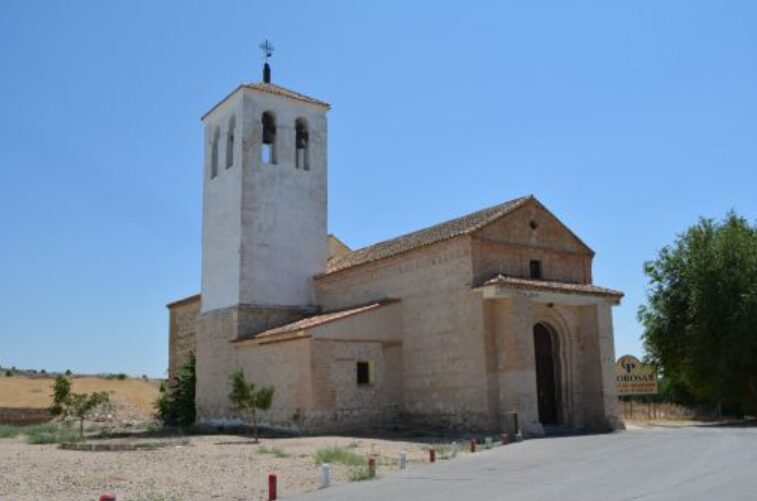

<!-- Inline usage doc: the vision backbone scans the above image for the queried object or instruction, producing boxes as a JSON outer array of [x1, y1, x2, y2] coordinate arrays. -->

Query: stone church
[[167, 66, 623, 437]]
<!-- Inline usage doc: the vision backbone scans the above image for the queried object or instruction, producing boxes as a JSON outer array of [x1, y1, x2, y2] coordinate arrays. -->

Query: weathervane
[[259, 39, 274, 83], [259, 39, 275, 63]]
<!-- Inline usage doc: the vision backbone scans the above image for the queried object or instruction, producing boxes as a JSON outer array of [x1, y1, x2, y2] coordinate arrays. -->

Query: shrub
[[348, 465, 373, 481], [0, 425, 19, 439], [4, 370, 11, 377], [155, 354, 196, 427], [257, 446, 289, 458], [24, 423, 81, 445], [314, 447, 363, 466]]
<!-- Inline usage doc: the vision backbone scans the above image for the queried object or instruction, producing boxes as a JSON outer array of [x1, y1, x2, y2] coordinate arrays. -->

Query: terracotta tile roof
[[166, 294, 201, 309], [244, 83, 330, 109], [235, 300, 399, 342], [202, 82, 330, 120], [480, 274, 624, 300], [323, 196, 532, 275]]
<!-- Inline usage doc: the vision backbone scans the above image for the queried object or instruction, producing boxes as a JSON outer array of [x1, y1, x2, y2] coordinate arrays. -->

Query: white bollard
[[451, 441, 457, 458], [485, 437, 493, 449], [321, 463, 330, 489], [399, 451, 407, 470]]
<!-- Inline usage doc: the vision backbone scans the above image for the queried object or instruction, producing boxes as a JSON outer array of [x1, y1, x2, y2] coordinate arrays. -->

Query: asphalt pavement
[[293, 423, 757, 501]]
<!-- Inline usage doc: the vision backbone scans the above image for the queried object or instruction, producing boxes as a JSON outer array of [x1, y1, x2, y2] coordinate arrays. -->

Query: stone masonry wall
[[315, 238, 495, 431], [195, 306, 314, 428], [471, 202, 593, 286], [168, 296, 201, 382]]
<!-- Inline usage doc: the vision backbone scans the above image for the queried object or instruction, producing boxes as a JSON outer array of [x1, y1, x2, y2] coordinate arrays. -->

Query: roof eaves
[[166, 294, 201, 309]]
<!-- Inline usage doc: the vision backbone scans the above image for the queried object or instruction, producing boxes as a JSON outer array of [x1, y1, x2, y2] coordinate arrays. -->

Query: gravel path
[[0, 434, 439, 501]]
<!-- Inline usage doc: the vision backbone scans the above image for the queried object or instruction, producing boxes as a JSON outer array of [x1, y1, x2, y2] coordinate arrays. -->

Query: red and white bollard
[[268, 473, 277, 501], [429, 449, 436, 463], [99, 495, 116, 501], [368, 458, 376, 478]]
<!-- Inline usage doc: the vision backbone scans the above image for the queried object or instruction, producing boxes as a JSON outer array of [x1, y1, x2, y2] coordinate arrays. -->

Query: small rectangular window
[[356, 361, 371, 386], [530, 260, 542, 280]]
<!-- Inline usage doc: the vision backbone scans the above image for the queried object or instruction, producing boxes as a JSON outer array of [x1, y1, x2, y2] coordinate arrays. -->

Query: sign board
[[616, 355, 658, 395]]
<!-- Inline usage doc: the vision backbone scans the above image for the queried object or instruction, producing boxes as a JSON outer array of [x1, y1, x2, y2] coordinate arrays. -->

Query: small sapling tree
[[228, 369, 275, 443], [49, 375, 110, 439]]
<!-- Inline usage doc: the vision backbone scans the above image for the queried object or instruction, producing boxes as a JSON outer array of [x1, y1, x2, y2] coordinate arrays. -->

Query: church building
[[167, 62, 623, 437]]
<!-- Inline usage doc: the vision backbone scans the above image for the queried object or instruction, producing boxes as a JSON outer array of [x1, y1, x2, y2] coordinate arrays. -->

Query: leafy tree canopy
[[639, 211, 757, 412]]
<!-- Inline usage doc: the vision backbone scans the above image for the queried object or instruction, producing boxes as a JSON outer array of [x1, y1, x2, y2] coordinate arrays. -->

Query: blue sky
[[1, 1, 755, 377]]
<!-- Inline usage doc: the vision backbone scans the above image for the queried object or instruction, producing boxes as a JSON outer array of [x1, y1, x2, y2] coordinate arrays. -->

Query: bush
[[0, 425, 20, 439], [4, 370, 11, 377], [314, 447, 363, 466], [155, 354, 196, 427], [257, 446, 289, 458], [24, 423, 81, 445], [348, 465, 374, 481]]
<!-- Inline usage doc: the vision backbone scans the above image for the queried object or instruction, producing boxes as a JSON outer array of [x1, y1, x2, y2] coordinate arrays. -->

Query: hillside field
[[0, 376, 160, 415]]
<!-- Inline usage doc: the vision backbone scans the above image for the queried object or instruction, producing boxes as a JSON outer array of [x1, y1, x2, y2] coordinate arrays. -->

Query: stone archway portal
[[533, 323, 558, 425]]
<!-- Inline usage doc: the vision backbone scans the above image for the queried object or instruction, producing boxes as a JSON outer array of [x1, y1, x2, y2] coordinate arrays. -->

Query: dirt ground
[[0, 433, 461, 501]]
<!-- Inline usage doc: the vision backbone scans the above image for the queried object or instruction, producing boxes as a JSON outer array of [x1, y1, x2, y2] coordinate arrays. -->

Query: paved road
[[293, 424, 757, 501]]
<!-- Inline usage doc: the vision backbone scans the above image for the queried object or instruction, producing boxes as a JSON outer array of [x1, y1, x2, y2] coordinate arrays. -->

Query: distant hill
[[0, 375, 161, 416]]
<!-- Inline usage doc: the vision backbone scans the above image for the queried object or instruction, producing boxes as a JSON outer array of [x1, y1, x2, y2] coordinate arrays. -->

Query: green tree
[[49, 375, 110, 438], [228, 369, 275, 443], [155, 354, 196, 427], [639, 211, 757, 413]]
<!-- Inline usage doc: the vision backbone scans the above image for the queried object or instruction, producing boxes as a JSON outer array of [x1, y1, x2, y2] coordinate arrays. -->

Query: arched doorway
[[533, 323, 560, 425]]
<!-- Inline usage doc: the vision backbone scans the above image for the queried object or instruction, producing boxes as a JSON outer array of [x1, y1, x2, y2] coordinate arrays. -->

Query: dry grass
[[0, 376, 160, 414]]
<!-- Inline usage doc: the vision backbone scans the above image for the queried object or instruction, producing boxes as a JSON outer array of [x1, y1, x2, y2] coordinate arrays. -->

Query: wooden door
[[533, 323, 558, 425]]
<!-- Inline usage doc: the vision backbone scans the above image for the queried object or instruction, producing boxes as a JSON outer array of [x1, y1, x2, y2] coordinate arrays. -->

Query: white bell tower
[[200, 51, 329, 315]]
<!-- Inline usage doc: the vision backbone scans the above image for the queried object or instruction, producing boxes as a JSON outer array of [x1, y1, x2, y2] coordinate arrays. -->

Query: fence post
[[368, 458, 376, 478], [470, 439, 476, 453], [399, 451, 407, 470], [429, 449, 436, 463]]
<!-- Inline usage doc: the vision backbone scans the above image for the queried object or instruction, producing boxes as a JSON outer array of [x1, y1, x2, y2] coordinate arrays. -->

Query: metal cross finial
[[259, 39, 275, 63]]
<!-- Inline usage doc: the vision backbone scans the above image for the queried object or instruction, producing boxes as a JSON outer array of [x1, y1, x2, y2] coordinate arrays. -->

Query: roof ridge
[[323, 196, 531, 275], [244, 82, 330, 108]]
